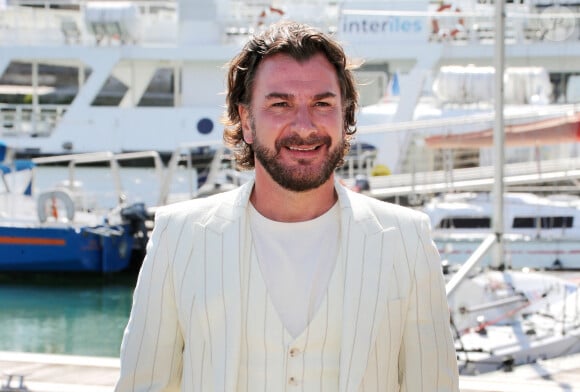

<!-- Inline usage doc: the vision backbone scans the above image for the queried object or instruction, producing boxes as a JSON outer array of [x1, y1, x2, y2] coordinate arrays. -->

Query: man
[[115, 21, 459, 391]]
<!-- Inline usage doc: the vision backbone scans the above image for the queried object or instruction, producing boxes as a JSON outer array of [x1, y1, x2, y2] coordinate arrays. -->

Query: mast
[[492, 0, 505, 268]]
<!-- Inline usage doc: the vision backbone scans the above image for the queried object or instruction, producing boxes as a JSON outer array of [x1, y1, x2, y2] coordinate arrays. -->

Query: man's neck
[[250, 174, 338, 223]]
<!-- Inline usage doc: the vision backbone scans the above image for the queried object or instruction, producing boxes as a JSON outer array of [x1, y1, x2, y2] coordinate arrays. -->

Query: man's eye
[[272, 101, 288, 107], [315, 101, 332, 107]]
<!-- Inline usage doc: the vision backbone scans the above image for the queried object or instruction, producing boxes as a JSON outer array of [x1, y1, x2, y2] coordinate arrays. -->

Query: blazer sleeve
[[115, 210, 184, 392], [399, 213, 459, 391]]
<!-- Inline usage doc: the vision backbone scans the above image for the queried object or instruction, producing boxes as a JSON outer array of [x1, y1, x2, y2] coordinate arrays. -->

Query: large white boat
[[0, 0, 579, 173], [423, 191, 580, 269]]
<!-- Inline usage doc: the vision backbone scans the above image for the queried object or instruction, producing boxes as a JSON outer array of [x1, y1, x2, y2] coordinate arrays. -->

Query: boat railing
[[32, 150, 165, 211], [0, 104, 67, 137], [0, 0, 179, 46], [158, 140, 225, 206], [341, 6, 580, 44], [1, 1, 578, 47], [357, 155, 580, 201], [339, 150, 376, 180]]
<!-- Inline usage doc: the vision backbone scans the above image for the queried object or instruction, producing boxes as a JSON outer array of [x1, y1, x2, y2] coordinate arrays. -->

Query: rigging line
[[459, 288, 553, 335]]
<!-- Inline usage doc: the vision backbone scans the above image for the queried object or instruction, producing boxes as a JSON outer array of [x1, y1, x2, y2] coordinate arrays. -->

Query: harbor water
[[0, 272, 137, 358], [1, 164, 203, 358], [1, 166, 158, 358]]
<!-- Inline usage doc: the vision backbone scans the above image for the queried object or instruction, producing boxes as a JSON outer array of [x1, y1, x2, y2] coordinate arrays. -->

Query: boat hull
[[457, 327, 580, 375], [436, 235, 580, 270], [0, 224, 134, 273]]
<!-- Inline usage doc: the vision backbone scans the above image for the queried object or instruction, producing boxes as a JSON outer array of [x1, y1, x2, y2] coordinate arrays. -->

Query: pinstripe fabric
[[115, 179, 459, 392], [237, 241, 344, 391]]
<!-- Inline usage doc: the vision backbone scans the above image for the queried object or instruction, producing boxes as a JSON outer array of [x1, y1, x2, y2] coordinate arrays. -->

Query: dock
[[0, 351, 118, 392], [460, 352, 580, 391], [2, 351, 580, 391]]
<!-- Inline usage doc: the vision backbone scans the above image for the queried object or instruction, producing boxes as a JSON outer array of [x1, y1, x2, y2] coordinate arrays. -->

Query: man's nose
[[292, 105, 315, 133]]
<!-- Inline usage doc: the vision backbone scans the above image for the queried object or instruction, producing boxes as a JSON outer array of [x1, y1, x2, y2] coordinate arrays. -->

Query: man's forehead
[[258, 52, 331, 71], [253, 53, 341, 96]]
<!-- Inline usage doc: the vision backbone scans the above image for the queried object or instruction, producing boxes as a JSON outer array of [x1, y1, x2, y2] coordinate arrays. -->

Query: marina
[[1, 0, 580, 389]]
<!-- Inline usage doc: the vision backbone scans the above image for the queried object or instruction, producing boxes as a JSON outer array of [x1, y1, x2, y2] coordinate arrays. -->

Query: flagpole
[[493, 0, 505, 268]]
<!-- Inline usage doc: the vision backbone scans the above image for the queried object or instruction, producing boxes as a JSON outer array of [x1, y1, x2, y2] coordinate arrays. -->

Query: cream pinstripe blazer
[[115, 179, 459, 392]]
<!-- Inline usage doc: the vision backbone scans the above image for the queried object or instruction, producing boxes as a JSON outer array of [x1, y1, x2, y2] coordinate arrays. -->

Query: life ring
[[431, 3, 466, 39], [257, 5, 285, 27], [37, 189, 75, 223]]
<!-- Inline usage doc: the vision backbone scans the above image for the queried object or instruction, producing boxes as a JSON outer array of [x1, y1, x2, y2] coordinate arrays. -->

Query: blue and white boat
[[0, 142, 147, 273]]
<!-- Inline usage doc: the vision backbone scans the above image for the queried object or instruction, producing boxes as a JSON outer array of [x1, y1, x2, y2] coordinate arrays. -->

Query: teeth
[[288, 146, 316, 151]]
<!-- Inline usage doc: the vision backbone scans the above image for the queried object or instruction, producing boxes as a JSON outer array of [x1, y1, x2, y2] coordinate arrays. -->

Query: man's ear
[[239, 105, 253, 144]]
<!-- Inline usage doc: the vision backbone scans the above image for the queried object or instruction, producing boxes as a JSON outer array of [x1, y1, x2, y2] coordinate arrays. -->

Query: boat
[[0, 142, 150, 273], [344, 1, 580, 199], [447, 269, 580, 375], [430, 2, 580, 376], [0, 0, 578, 182], [444, 226, 580, 377], [422, 191, 580, 270]]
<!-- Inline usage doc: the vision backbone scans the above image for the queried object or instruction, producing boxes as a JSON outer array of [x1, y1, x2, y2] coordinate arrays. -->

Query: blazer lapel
[[200, 180, 254, 392], [336, 183, 397, 392]]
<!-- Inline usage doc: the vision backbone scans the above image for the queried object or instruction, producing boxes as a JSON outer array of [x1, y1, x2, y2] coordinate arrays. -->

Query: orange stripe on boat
[[0, 237, 66, 246]]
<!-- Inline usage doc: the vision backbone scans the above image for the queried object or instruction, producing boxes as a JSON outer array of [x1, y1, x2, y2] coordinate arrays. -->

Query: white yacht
[[0, 0, 579, 172], [423, 192, 580, 269]]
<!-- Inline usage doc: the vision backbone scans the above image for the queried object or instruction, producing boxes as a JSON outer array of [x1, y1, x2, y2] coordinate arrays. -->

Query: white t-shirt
[[249, 202, 340, 337]]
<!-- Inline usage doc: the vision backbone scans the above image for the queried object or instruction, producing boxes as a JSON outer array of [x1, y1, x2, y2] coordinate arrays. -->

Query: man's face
[[239, 53, 347, 192]]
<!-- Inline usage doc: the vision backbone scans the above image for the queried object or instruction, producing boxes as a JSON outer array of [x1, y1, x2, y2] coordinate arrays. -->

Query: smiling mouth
[[277, 134, 331, 153], [287, 145, 319, 152]]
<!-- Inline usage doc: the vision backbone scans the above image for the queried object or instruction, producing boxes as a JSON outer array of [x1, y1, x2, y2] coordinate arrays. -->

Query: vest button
[[288, 376, 299, 386], [289, 348, 301, 357]]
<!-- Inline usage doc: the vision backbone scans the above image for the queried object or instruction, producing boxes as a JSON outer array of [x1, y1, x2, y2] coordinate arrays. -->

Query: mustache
[[275, 134, 332, 151]]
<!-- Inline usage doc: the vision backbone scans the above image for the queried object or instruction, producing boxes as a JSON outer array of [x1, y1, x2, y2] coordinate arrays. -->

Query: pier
[[0, 352, 118, 392], [2, 351, 580, 392]]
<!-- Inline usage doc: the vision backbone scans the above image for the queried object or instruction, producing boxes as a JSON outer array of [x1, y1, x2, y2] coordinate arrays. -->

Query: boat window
[[512, 216, 574, 229], [437, 217, 491, 229]]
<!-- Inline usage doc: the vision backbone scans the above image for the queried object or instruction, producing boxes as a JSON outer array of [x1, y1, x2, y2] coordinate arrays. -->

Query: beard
[[252, 130, 347, 192]]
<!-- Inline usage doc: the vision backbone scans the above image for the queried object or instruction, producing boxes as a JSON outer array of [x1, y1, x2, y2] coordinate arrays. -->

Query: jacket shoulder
[[154, 185, 244, 225], [345, 188, 429, 226]]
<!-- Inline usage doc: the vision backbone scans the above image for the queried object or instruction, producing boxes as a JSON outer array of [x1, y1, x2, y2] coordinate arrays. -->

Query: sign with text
[[337, 1, 430, 44]]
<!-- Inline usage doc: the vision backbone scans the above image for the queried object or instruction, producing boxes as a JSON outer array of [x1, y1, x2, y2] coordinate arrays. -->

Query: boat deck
[[355, 156, 580, 201], [1, 351, 580, 392]]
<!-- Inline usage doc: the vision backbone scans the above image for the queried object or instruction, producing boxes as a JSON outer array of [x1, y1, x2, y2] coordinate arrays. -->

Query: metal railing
[[31, 150, 165, 212], [0, 0, 578, 47], [0, 104, 67, 137], [360, 156, 580, 200]]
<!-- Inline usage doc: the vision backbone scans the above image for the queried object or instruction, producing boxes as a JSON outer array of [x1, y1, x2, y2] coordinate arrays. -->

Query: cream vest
[[237, 244, 345, 392]]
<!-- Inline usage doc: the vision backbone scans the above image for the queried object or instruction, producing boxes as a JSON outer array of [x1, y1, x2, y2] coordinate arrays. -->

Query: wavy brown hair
[[222, 21, 359, 170]]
